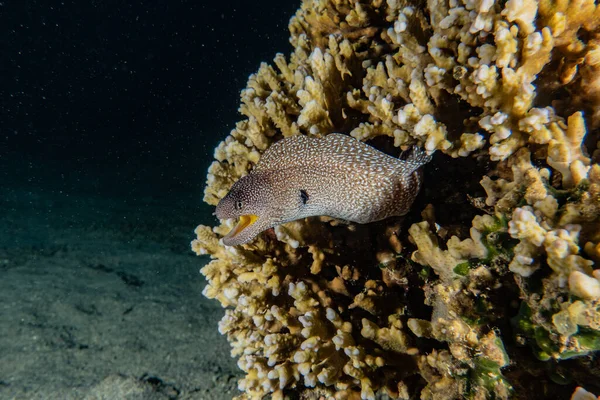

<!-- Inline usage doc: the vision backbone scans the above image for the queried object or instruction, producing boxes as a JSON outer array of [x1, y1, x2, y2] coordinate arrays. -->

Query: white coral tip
[[569, 271, 600, 300]]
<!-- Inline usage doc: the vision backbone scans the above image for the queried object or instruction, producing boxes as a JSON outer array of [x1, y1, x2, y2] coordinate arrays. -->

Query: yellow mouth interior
[[225, 214, 258, 240]]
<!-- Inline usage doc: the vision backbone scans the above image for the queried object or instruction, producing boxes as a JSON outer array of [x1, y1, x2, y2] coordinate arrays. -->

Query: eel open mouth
[[223, 214, 258, 242]]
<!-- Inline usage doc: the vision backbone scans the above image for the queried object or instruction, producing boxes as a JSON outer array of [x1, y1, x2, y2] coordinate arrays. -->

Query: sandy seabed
[[0, 176, 240, 400]]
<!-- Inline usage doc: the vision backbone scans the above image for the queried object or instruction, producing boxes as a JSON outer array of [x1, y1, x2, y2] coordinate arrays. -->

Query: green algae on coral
[[467, 355, 513, 399], [513, 302, 600, 361]]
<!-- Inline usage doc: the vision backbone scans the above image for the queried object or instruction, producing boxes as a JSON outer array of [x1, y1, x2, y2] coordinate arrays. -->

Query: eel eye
[[235, 201, 243, 210], [300, 189, 309, 205]]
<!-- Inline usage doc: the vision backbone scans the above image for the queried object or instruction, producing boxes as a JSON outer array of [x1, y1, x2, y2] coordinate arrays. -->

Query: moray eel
[[215, 133, 432, 246]]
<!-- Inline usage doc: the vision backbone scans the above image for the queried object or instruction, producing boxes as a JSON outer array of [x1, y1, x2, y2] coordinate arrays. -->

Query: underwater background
[[1, 0, 296, 398], [3, 0, 600, 399]]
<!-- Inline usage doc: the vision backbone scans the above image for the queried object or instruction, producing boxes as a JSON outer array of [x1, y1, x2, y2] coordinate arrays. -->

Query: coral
[[192, 0, 600, 398], [194, 221, 422, 399], [571, 386, 600, 400]]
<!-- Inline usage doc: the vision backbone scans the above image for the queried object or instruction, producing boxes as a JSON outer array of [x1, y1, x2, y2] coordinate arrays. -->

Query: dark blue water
[[0, 1, 298, 398]]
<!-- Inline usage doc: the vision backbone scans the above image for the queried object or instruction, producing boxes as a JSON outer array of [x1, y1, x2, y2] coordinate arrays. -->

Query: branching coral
[[193, 0, 600, 398], [410, 147, 600, 364]]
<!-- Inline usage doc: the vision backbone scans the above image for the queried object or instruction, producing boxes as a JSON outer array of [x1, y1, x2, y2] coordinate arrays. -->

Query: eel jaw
[[223, 214, 259, 245]]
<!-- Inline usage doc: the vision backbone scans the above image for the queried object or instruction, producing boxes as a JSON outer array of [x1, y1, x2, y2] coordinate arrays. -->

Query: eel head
[[215, 173, 274, 246]]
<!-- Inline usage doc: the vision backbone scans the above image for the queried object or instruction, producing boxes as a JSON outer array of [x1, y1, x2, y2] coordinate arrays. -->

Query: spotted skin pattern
[[215, 133, 431, 246]]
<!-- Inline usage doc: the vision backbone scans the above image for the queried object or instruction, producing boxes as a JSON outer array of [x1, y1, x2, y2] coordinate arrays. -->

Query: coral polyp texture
[[192, 0, 600, 398]]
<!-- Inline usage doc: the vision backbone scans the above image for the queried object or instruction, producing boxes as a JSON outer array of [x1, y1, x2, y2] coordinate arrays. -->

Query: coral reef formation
[[192, 0, 600, 398]]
